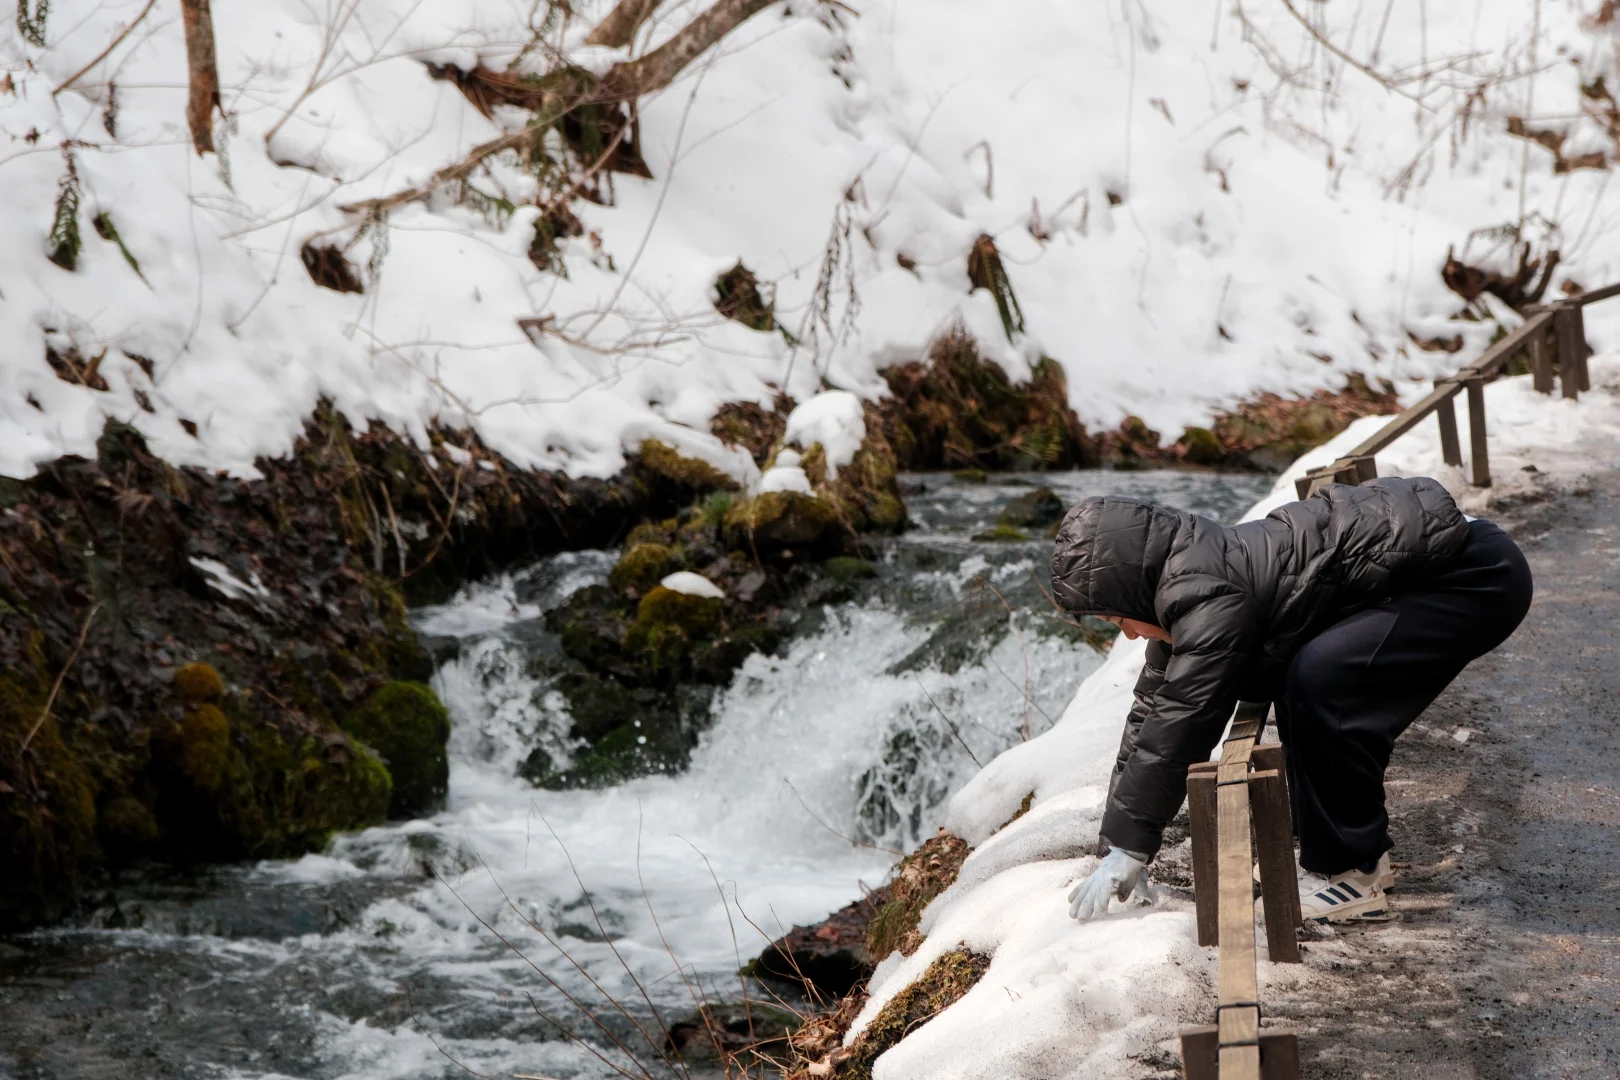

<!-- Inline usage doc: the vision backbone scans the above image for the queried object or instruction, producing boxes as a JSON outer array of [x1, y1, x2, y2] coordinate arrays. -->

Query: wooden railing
[[1294, 289, 1611, 499], [1181, 703, 1300, 1080]]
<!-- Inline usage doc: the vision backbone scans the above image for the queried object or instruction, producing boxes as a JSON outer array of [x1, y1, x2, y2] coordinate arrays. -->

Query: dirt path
[[1263, 471, 1620, 1078]]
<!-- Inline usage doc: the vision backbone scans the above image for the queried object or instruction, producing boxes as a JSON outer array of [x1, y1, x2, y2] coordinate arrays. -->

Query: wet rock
[[997, 485, 1064, 528], [666, 1002, 797, 1063], [607, 541, 675, 595], [970, 523, 1030, 543], [752, 889, 889, 998], [340, 681, 450, 817], [723, 491, 840, 554]]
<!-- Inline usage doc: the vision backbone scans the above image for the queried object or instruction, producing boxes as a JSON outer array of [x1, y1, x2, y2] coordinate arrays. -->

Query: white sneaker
[[1299, 865, 1390, 922], [1256, 852, 1396, 892]]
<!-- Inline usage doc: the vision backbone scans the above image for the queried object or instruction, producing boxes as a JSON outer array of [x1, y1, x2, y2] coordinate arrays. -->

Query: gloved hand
[[1067, 848, 1148, 921]]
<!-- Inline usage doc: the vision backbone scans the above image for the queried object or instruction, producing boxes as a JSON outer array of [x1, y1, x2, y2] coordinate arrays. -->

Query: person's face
[[1100, 615, 1173, 644]]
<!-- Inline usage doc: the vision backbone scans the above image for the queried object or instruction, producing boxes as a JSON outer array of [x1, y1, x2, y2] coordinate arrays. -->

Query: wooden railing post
[[1556, 303, 1586, 400], [1529, 316, 1554, 394], [1435, 388, 1463, 466], [1465, 376, 1491, 487], [1188, 761, 1219, 948]]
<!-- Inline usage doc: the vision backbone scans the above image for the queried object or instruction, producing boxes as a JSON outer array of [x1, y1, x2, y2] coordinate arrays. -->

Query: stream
[[0, 470, 1270, 1080]]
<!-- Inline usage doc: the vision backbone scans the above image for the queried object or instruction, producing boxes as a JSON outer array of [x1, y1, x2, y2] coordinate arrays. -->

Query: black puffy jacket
[[1049, 477, 1469, 858]]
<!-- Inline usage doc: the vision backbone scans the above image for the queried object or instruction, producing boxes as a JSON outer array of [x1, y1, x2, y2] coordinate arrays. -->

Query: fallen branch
[[19, 603, 102, 756]]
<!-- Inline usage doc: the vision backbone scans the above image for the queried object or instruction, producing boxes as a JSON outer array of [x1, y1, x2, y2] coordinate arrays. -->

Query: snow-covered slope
[[5, 0, 1620, 480], [845, 356, 1620, 1078]]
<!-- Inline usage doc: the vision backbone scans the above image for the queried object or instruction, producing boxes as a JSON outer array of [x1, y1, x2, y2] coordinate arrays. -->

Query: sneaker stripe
[[1339, 882, 1362, 898], [1316, 891, 1339, 906], [1326, 886, 1348, 902]]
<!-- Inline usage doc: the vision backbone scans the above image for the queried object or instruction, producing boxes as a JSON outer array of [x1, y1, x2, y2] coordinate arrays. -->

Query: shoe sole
[[1303, 892, 1391, 923]]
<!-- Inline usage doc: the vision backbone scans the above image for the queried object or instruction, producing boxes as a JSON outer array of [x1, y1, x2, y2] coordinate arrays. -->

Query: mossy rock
[[832, 948, 991, 1080], [173, 662, 224, 702], [723, 491, 840, 553], [624, 585, 725, 680], [998, 485, 1063, 528], [0, 656, 99, 927], [952, 468, 988, 483], [639, 439, 738, 493], [970, 523, 1030, 542], [823, 556, 878, 583], [340, 681, 450, 817], [99, 795, 159, 854], [174, 704, 232, 793], [608, 541, 674, 595], [1177, 425, 1225, 466]]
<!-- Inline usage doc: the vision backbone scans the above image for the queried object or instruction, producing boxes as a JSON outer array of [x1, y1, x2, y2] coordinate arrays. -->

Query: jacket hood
[[1049, 497, 1187, 623]]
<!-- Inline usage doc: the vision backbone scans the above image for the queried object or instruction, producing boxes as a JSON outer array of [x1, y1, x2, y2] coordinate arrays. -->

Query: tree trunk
[[585, 0, 662, 48], [180, 0, 220, 154], [599, 0, 778, 98]]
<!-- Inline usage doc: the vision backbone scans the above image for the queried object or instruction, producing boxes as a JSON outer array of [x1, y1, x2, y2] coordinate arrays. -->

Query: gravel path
[[1265, 471, 1620, 1078]]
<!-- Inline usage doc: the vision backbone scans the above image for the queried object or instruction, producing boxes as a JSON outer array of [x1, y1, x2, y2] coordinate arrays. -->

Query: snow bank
[[7, 1, 1620, 481], [854, 360, 1620, 1076]]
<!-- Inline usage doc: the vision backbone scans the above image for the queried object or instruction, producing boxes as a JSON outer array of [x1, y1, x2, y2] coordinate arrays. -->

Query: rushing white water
[[0, 470, 1270, 1080]]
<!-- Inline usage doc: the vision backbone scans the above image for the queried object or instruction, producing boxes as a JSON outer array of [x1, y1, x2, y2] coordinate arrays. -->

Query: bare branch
[[586, 0, 662, 48], [600, 0, 780, 98], [54, 0, 160, 97]]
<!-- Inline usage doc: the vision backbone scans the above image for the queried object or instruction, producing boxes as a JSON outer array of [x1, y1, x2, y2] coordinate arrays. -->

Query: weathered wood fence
[[1182, 289, 1611, 1079], [1295, 289, 1608, 498]]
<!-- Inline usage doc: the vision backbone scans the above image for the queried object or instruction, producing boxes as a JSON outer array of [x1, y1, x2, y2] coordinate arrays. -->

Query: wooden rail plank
[[1571, 280, 1620, 306]]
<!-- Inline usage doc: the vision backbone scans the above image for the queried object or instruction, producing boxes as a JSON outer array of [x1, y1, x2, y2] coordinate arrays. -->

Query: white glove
[[1068, 848, 1148, 921]]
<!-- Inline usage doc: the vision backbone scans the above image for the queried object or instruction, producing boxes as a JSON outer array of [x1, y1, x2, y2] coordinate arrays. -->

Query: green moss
[[823, 556, 878, 583], [340, 681, 450, 817], [832, 949, 991, 1080], [699, 491, 735, 528], [723, 491, 840, 553], [625, 518, 678, 549], [0, 640, 100, 927], [951, 468, 988, 483], [99, 795, 158, 852], [864, 831, 971, 961], [970, 523, 1030, 542], [173, 662, 225, 702], [624, 585, 725, 678], [608, 541, 674, 595], [639, 439, 738, 493], [1178, 425, 1225, 465], [176, 704, 232, 792]]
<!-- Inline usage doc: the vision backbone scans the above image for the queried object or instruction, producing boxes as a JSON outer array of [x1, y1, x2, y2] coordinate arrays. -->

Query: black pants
[[1275, 519, 1533, 874]]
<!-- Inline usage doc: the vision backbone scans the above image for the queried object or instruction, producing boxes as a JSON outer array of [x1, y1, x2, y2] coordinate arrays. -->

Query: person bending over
[[1051, 476, 1532, 923]]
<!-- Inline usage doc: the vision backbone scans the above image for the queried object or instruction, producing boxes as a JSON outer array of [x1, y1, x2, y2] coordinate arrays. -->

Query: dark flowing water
[[0, 470, 1271, 1080]]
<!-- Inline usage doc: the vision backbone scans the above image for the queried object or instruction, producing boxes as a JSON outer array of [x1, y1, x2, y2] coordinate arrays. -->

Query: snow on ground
[[6, 1, 1620, 482], [848, 359, 1620, 1078]]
